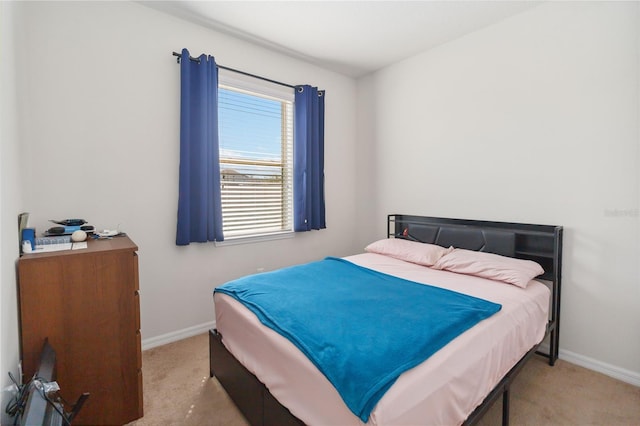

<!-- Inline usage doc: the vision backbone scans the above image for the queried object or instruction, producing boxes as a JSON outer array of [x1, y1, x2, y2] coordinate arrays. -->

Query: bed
[[209, 214, 563, 425]]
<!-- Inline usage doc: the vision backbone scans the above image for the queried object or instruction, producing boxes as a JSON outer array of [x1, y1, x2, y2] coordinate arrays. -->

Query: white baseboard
[[558, 348, 640, 388], [141, 320, 215, 351], [141, 323, 640, 389]]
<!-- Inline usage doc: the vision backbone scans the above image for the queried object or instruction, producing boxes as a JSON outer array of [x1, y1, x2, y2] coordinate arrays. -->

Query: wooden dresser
[[18, 236, 143, 425]]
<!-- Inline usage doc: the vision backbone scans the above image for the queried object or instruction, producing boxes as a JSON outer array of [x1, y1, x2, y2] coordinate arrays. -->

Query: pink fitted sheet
[[214, 253, 550, 425]]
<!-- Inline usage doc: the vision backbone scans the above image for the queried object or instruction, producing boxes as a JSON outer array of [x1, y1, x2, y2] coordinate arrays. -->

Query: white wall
[[6, 0, 639, 402], [11, 1, 359, 350], [357, 2, 640, 381], [1, 1, 25, 421]]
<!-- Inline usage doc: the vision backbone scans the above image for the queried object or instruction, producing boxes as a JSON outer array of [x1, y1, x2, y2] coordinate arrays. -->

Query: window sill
[[214, 231, 295, 247]]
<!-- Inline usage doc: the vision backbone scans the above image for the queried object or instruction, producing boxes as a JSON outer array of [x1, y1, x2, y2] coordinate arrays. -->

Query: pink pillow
[[365, 238, 453, 267], [433, 249, 544, 288]]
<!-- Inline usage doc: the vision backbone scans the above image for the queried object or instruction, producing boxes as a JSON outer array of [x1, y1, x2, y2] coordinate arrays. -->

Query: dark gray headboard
[[388, 214, 563, 282], [396, 222, 516, 257]]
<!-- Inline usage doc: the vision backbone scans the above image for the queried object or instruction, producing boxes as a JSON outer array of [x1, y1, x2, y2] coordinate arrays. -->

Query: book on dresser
[[18, 235, 143, 425]]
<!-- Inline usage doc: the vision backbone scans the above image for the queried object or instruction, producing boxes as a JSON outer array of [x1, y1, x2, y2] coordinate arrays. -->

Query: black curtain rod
[[172, 51, 295, 90]]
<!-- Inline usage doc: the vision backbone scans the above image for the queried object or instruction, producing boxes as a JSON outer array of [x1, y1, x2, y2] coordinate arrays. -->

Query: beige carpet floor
[[128, 333, 639, 426]]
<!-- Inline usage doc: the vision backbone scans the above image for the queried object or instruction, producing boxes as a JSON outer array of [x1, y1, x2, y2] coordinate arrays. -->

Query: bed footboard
[[209, 329, 304, 426]]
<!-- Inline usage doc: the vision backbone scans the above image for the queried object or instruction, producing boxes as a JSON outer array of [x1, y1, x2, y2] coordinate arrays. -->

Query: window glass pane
[[218, 84, 293, 238], [219, 89, 282, 162]]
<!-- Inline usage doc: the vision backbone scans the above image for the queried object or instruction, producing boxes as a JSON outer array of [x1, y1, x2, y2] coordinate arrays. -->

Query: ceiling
[[143, 1, 540, 77]]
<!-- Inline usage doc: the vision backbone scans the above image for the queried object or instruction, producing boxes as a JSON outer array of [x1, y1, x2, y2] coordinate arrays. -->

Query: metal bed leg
[[543, 322, 559, 366], [549, 329, 557, 366], [502, 388, 510, 426]]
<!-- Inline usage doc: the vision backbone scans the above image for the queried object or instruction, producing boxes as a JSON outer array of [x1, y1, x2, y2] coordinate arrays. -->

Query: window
[[218, 71, 294, 239]]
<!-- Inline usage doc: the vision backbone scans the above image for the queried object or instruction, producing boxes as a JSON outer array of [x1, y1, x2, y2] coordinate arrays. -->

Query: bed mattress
[[214, 252, 550, 425]]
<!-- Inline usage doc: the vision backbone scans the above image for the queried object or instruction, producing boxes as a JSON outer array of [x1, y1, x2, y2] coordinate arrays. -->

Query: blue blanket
[[214, 257, 501, 421]]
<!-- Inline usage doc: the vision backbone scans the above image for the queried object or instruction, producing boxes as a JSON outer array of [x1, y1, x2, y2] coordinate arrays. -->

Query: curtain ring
[[297, 86, 304, 93], [318, 91, 324, 97]]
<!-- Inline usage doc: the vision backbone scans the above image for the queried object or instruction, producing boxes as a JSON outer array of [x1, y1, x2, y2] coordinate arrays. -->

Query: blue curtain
[[176, 48, 224, 245], [294, 85, 326, 231]]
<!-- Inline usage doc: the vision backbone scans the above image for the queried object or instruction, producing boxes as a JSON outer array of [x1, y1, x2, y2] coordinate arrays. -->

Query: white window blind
[[218, 74, 294, 239]]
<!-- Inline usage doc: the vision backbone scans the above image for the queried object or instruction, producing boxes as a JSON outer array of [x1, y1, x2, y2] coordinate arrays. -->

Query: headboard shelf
[[515, 249, 553, 257]]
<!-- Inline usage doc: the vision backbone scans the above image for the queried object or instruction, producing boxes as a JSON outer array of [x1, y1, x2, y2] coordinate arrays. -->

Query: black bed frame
[[209, 214, 563, 426]]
